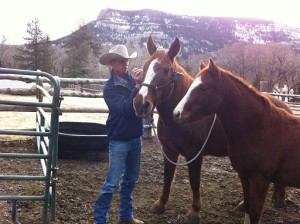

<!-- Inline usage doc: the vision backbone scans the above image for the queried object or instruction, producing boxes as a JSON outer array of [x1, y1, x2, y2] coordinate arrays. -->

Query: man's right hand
[[132, 68, 144, 88]]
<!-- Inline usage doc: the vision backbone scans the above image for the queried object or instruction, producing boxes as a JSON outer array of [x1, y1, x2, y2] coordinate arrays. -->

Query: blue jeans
[[94, 137, 142, 224]]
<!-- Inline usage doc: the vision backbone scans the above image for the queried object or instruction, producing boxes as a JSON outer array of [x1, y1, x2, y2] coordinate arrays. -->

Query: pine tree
[[13, 19, 53, 73], [62, 24, 102, 78]]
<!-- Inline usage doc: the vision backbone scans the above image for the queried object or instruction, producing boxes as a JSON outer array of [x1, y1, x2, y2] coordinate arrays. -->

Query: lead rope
[[151, 113, 217, 166]]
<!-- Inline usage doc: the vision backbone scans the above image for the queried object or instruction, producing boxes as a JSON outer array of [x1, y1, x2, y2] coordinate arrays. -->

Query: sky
[[2, 0, 300, 45]]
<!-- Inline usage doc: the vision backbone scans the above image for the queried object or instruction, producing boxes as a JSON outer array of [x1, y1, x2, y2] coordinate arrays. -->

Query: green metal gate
[[0, 68, 61, 223]]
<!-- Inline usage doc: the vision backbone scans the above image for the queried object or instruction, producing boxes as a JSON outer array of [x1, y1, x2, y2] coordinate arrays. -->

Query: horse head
[[173, 58, 223, 123], [133, 36, 187, 118]]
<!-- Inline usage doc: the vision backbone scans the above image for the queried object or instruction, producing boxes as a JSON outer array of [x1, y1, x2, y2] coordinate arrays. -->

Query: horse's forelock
[[143, 50, 160, 72], [158, 49, 172, 65], [144, 49, 171, 69]]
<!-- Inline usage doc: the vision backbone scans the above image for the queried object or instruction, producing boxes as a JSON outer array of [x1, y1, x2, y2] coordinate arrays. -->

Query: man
[[94, 45, 144, 224]]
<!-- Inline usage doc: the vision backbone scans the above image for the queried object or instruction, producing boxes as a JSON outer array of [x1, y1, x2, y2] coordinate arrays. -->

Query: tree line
[[1, 19, 300, 93], [0, 19, 103, 80]]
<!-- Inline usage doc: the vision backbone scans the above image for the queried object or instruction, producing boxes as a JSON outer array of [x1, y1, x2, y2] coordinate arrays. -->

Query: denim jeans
[[94, 137, 142, 224]]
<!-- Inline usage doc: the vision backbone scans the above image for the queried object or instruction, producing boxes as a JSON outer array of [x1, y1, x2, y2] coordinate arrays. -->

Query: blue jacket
[[103, 71, 143, 141]]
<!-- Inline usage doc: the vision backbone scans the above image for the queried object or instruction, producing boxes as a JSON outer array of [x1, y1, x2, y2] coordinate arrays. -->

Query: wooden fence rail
[[0, 75, 155, 139], [0, 74, 107, 85], [2, 75, 299, 117]]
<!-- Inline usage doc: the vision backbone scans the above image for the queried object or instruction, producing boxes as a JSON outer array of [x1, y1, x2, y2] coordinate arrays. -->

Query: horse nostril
[[173, 110, 181, 122], [142, 101, 150, 112]]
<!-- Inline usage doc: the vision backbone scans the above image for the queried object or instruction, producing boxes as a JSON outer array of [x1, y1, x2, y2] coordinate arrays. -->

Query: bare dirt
[[0, 95, 300, 224]]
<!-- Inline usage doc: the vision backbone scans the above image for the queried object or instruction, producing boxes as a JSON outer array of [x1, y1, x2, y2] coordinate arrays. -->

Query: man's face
[[111, 58, 129, 75]]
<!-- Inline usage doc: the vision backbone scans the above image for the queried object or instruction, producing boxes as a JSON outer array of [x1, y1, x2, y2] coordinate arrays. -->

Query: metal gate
[[0, 68, 61, 223]]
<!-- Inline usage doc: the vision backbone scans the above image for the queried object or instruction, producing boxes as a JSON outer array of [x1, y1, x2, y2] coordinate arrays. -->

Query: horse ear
[[168, 37, 180, 62], [199, 60, 206, 71], [147, 36, 157, 56], [208, 59, 221, 79]]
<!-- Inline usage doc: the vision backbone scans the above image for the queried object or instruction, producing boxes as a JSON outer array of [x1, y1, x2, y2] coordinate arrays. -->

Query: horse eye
[[163, 68, 169, 74], [199, 85, 207, 92]]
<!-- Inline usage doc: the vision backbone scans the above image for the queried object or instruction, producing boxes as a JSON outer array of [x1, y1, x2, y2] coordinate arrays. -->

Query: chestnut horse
[[134, 37, 290, 223], [173, 59, 300, 224]]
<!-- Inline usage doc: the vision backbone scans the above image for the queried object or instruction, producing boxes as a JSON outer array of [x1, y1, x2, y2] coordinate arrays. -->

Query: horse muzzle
[[133, 95, 154, 118]]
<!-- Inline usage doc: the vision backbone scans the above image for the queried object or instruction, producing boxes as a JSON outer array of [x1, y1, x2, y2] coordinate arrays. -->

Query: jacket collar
[[112, 71, 134, 90]]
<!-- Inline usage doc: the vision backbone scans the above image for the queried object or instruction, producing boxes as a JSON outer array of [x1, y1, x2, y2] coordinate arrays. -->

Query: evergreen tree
[[13, 19, 53, 73], [63, 42, 94, 78], [62, 24, 102, 78], [40, 35, 53, 73]]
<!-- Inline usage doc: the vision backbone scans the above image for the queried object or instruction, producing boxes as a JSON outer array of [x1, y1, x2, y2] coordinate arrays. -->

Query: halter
[[141, 70, 183, 94]]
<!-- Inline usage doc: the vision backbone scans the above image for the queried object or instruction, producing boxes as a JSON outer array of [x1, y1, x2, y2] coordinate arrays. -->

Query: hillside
[[78, 8, 300, 58]]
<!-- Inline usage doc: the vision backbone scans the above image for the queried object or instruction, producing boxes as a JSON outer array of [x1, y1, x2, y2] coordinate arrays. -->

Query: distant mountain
[[59, 8, 300, 58]]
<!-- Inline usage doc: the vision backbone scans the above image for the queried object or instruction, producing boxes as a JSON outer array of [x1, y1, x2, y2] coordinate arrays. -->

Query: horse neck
[[218, 75, 270, 139], [157, 74, 193, 122]]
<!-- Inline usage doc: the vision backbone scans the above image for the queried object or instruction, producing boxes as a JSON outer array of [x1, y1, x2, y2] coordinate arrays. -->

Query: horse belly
[[229, 139, 300, 188], [273, 170, 300, 188], [227, 141, 277, 177], [274, 132, 300, 187], [274, 151, 300, 188]]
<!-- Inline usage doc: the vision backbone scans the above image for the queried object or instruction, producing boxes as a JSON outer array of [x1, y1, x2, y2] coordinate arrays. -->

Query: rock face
[[81, 8, 300, 58]]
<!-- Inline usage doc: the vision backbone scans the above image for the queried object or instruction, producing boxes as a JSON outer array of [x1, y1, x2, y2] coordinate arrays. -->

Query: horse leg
[[150, 151, 179, 214], [184, 157, 203, 224], [236, 182, 287, 212], [246, 176, 270, 224], [236, 174, 250, 214], [272, 183, 286, 208]]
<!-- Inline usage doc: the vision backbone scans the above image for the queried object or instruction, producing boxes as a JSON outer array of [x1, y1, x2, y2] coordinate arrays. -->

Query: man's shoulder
[[104, 77, 114, 87]]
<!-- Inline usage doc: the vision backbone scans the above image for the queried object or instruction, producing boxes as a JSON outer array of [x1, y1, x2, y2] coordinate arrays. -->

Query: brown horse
[[198, 61, 292, 209], [173, 59, 300, 224], [133, 37, 290, 223]]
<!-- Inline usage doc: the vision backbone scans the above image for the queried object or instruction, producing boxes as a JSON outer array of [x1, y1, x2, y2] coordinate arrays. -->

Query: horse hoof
[[150, 204, 165, 214], [184, 215, 200, 224], [234, 201, 245, 212]]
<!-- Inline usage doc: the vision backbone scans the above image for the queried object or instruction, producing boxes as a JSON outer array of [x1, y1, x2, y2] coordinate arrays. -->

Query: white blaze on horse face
[[139, 59, 158, 100], [174, 77, 203, 115]]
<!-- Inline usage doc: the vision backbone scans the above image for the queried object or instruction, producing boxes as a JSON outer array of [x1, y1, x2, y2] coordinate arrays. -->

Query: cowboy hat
[[99, 45, 137, 65]]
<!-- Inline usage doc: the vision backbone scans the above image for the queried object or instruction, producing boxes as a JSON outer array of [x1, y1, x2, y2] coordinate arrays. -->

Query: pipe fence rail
[[0, 74, 156, 139], [0, 68, 61, 224]]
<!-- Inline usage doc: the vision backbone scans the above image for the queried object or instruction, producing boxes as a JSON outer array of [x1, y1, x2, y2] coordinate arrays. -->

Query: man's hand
[[132, 68, 144, 88]]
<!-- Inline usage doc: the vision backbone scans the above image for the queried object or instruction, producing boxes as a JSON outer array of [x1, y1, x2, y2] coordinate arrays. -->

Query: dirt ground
[[0, 95, 300, 224]]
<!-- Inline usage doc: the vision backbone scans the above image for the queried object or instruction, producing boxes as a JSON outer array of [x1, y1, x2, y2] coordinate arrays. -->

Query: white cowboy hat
[[99, 45, 137, 65]]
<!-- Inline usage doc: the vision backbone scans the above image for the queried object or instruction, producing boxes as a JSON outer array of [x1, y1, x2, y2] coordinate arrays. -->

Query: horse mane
[[174, 59, 191, 78], [220, 67, 265, 100], [198, 63, 266, 102], [214, 65, 295, 122]]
